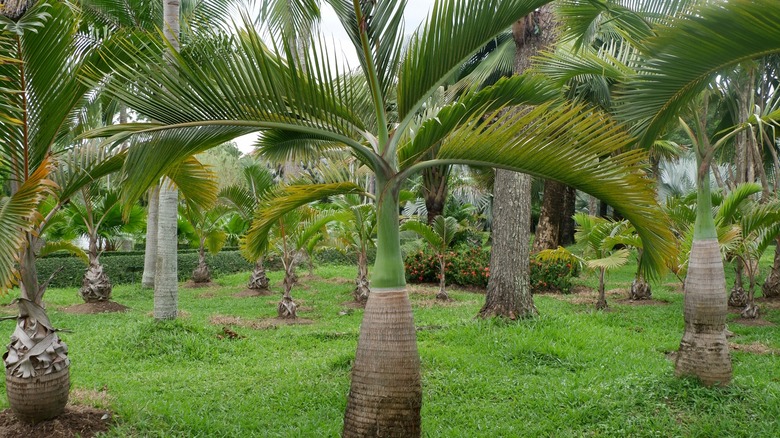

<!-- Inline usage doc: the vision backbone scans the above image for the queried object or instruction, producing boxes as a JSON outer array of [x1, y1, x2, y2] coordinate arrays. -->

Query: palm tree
[[332, 194, 377, 304], [219, 160, 276, 292], [0, 1, 110, 423], [89, 1, 676, 434], [179, 202, 229, 284], [401, 215, 459, 301], [618, 0, 780, 386]]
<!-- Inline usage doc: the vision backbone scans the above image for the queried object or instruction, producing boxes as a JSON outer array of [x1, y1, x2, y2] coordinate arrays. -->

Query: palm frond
[[0, 156, 56, 294], [715, 182, 761, 225], [618, 0, 780, 149], [166, 155, 219, 213], [400, 220, 443, 249], [38, 240, 88, 263], [434, 102, 676, 279], [397, 0, 552, 124], [243, 182, 364, 259], [586, 248, 630, 270]]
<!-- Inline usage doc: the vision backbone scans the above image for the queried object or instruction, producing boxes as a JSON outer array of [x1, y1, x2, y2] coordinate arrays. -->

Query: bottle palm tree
[[617, 0, 780, 386], [332, 194, 377, 304], [89, 1, 677, 434]]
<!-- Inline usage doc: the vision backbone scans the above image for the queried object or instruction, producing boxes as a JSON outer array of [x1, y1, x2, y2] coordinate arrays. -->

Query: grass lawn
[[1, 261, 779, 437]]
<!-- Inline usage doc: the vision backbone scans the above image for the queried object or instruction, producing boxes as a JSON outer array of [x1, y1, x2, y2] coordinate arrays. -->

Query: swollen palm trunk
[[343, 289, 421, 437], [80, 260, 112, 302], [4, 299, 70, 424], [675, 239, 732, 386]]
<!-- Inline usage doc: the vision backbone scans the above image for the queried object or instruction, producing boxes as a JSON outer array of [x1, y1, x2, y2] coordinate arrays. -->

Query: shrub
[[529, 257, 579, 294], [36, 250, 254, 289], [404, 246, 579, 292]]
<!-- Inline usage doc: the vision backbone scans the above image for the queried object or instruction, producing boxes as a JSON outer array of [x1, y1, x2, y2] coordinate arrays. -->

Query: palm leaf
[[433, 102, 676, 279], [400, 220, 443, 249], [243, 182, 364, 259], [585, 248, 630, 270], [38, 241, 88, 263], [618, 0, 780, 149], [166, 155, 218, 212], [0, 156, 56, 293]]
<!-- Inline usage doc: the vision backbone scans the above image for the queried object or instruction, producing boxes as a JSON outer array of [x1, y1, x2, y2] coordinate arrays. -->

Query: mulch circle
[[60, 301, 128, 315], [0, 405, 112, 438], [233, 289, 275, 298], [731, 317, 776, 327], [209, 315, 313, 329], [615, 298, 670, 306], [182, 281, 217, 289]]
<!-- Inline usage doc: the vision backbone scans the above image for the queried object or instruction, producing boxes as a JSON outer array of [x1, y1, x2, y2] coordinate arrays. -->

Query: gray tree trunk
[[478, 5, 558, 319], [142, 185, 159, 288], [153, 0, 180, 320], [154, 181, 179, 320]]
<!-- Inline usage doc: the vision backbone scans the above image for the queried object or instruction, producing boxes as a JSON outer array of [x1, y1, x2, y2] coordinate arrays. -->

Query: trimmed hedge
[[37, 250, 253, 289]]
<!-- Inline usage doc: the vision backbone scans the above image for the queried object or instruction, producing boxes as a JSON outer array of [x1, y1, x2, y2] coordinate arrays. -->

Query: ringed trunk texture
[[761, 238, 780, 298], [479, 170, 536, 319], [142, 185, 160, 289], [343, 289, 421, 438], [675, 239, 732, 386], [154, 182, 178, 320]]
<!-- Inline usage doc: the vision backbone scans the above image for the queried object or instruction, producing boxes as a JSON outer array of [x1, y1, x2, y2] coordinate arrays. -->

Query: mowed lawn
[[1, 262, 779, 437]]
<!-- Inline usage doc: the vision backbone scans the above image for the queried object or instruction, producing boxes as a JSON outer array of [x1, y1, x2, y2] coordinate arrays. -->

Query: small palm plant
[[401, 215, 460, 301], [180, 203, 230, 284], [538, 213, 635, 310], [331, 194, 377, 304]]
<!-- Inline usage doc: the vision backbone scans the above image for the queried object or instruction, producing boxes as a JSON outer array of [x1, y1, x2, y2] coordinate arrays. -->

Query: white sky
[[235, 1, 436, 153]]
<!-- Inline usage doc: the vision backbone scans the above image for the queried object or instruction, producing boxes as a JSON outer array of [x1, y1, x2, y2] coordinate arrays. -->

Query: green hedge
[[37, 250, 254, 289]]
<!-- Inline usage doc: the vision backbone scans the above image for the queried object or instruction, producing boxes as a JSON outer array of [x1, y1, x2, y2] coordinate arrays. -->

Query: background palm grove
[[0, 0, 779, 436]]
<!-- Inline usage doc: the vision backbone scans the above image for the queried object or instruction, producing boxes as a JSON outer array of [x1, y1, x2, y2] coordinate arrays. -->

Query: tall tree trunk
[[533, 180, 566, 252], [154, 0, 180, 320], [478, 6, 557, 318], [479, 171, 536, 319], [423, 164, 449, 224], [142, 185, 159, 288], [559, 186, 576, 246], [154, 181, 178, 320], [343, 178, 421, 437], [675, 156, 731, 386]]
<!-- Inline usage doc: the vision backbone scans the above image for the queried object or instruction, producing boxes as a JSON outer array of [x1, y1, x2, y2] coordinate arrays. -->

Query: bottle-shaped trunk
[[278, 255, 297, 319], [343, 178, 421, 437], [595, 268, 608, 310], [761, 238, 780, 298], [191, 240, 211, 283]]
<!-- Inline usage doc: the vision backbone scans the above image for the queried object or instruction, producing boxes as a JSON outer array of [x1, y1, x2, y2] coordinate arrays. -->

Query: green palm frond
[[715, 182, 761, 226], [0, 157, 56, 293], [0, 1, 94, 176], [260, 0, 320, 43], [218, 185, 255, 221], [432, 215, 459, 248], [396, 0, 552, 125], [401, 220, 443, 249], [243, 182, 364, 259], [204, 229, 227, 254], [167, 155, 218, 213], [255, 129, 345, 164], [618, 0, 780, 149], [432, 102, 675, 279], [555, 0, 656, 51], [398, 74, 559, 169], [585, 248, 630, 270], [536, 246, 581, 266], [49, 144, 125, 203], [38, 240, 88, 263]]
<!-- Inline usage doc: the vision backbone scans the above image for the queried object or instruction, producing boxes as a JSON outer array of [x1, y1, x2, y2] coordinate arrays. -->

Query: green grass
[[1, 261, 779, 437]]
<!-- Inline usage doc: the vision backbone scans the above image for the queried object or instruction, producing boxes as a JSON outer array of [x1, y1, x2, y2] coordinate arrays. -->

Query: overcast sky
[[235, 1, 437, 153]]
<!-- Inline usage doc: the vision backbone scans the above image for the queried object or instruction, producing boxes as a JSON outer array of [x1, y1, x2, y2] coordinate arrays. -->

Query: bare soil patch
[[209, 314, 313, 329], [182, 281, 217, 289], [729, 342, 778, 355], [731, 317, 776, 327], [233, 288, 275, 298], [60, 301, 128, 315], [340, 301, 365, 309], [0, 405, 112, 438], [615, 298, 670, 306], [325, 277, 354, 285], [755, 297, 780, 310]]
